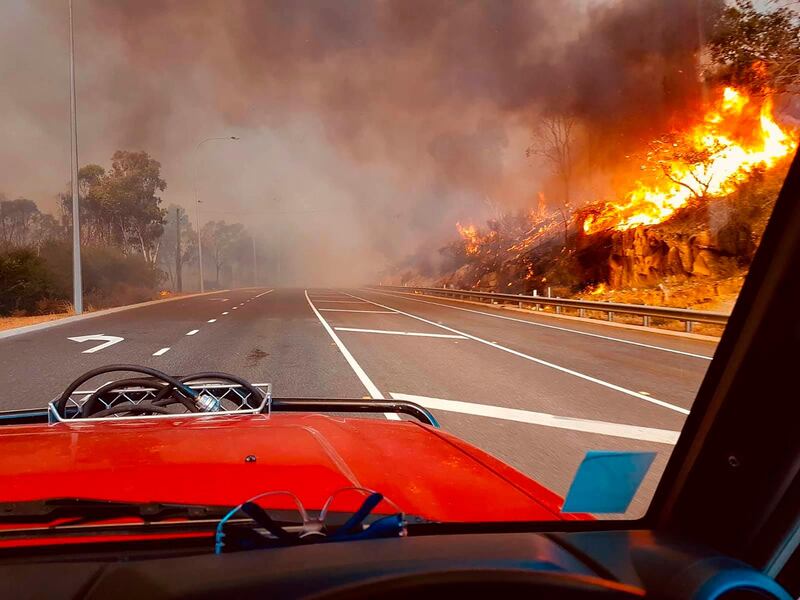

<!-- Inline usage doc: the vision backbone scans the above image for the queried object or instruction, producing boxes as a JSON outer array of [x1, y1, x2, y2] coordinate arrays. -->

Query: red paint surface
[[0, 413, 585, 548]]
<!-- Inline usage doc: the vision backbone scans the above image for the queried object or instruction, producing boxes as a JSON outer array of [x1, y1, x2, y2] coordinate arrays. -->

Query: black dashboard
[[0, 530, 790, 599]]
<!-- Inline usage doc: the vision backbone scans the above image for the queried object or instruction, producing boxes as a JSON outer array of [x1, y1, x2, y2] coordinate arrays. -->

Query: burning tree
[[646, 132, 730, 202]]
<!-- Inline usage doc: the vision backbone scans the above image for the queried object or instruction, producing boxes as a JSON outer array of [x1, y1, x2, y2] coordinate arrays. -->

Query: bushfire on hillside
[[581, 86, 796, 234]]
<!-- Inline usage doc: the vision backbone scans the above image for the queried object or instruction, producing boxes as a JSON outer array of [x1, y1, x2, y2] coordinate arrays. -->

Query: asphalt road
[[0, 287, 718, 517]]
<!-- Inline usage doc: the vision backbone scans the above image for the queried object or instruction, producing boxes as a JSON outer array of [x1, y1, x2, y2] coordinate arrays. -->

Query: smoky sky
[[0, 0, 715, 284]]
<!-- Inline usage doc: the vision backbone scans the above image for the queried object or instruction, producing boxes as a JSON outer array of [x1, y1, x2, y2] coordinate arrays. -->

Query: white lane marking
[[232, 307, 238, 310], [335, 327, 466, 339], [222, 311, 229, 315], [152, 347, 171, 356], [345, 292, 690, 415], [208, 298, 229, 302], [390, 393, 680, 445], [239, 303, 244, 306], [186, 329, 199, 336], [207, 319, 217, 323], [305, 290, 400, 421], [313, 300, 368, 304], [320, 309, 398, 314], [67, 334, 124, 354], [254, 289, 274, 298], [369, 289, 714, 360], [222, 299, 229, 302]]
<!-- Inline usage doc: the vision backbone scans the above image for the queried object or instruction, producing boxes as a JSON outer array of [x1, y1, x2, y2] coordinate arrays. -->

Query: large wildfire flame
[[456, 222, 481, 255], [582, 87, 797, 234]]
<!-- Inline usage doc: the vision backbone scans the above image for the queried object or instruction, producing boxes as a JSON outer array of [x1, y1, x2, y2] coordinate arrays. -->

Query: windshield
[[0, 0, 797, 526]]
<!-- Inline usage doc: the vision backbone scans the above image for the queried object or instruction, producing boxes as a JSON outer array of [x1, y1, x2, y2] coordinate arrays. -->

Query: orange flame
[[588, 283, 606, 296], [456, 222, 480, 255], [583, 86, 797, 234]]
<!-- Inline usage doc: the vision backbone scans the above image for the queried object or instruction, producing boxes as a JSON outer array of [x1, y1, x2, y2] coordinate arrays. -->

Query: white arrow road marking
[[68, 334, 124, 354], [391, 392, 680, 445]]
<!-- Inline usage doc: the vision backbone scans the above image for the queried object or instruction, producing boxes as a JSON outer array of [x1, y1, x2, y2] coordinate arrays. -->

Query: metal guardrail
[[373, 285, 730, 333]]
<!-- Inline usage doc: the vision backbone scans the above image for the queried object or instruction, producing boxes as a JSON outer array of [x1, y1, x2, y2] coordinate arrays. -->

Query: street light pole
[[252, 235, 258, 286], [192, 136, 239, 292], [68, 0, 82, 314]]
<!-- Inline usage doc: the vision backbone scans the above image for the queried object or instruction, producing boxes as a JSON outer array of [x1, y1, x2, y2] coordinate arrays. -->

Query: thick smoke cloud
[[0, 0, 716, 284]]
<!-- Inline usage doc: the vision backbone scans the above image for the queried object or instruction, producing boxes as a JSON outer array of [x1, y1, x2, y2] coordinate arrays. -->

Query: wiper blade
[[0, 497, 234, 525]]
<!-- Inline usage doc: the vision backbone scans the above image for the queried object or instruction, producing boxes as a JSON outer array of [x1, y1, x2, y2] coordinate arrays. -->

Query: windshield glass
[[0, 0, 797, 525]]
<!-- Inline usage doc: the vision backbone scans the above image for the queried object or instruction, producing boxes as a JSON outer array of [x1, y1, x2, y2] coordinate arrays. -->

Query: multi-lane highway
[[0, 287, 717, 516]]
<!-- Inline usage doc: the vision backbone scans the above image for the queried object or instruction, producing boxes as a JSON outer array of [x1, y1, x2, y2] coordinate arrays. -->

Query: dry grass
[[0, 311, 73, 332]]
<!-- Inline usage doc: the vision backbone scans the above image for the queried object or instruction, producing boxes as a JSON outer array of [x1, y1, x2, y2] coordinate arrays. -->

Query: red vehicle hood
[[1, 413, 573, 522]]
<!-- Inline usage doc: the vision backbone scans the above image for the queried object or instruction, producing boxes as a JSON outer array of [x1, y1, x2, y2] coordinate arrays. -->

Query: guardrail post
[[579, 308, 585, 317], [685, 320, 693, 333], [643, 315, 651, 327], [556, 306, 561, 314], [608, 311, 614, 322]]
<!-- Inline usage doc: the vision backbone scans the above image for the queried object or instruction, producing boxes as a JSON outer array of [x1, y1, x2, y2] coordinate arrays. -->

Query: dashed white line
[[207, 319, 217, 323], [369, 288, 714, 360], [186, 329, 199, 336], [313, 300, 368, 304], [390, 393, 680, 445], [305, 290, 400, 421], [335, 327, 466, 339], [344, 292, 690, 415], [254, 289, 274, 298], [232, 307, 238, 310], [152, 347, 171, 356], [319, 309, 398, 314], [222, 311, 229, 315]]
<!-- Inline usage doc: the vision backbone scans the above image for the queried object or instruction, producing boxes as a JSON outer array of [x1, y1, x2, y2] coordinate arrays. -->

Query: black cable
[[81, 378, 171, 417], [57, 365, 265, 419], [55, 365, 199, 416]]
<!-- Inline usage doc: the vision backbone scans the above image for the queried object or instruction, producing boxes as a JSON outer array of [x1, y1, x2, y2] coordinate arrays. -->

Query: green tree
[[0, 197, 40, 247], [102, 151, 166, 264], [707, 0, 800, 94], [0, 248, 55, 315]]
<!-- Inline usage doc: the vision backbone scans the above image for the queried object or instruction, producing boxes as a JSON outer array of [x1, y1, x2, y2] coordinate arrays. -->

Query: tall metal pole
[[252, 235, 257, 286], [175, 206, 183, 293], [68, 0, 83, 314], [193, 136, 239, 292]]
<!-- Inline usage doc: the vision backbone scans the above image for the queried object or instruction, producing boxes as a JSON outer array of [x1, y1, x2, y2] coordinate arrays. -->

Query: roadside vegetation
[[0, 150, 258, 318]]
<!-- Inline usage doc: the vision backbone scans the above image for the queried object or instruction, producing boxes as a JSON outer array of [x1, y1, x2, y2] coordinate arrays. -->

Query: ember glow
[[582, 87, 797, 234]]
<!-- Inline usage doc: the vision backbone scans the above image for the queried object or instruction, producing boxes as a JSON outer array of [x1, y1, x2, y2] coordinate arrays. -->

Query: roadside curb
[[371, 288, 722, 343], [0, 289, 231, 341]]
